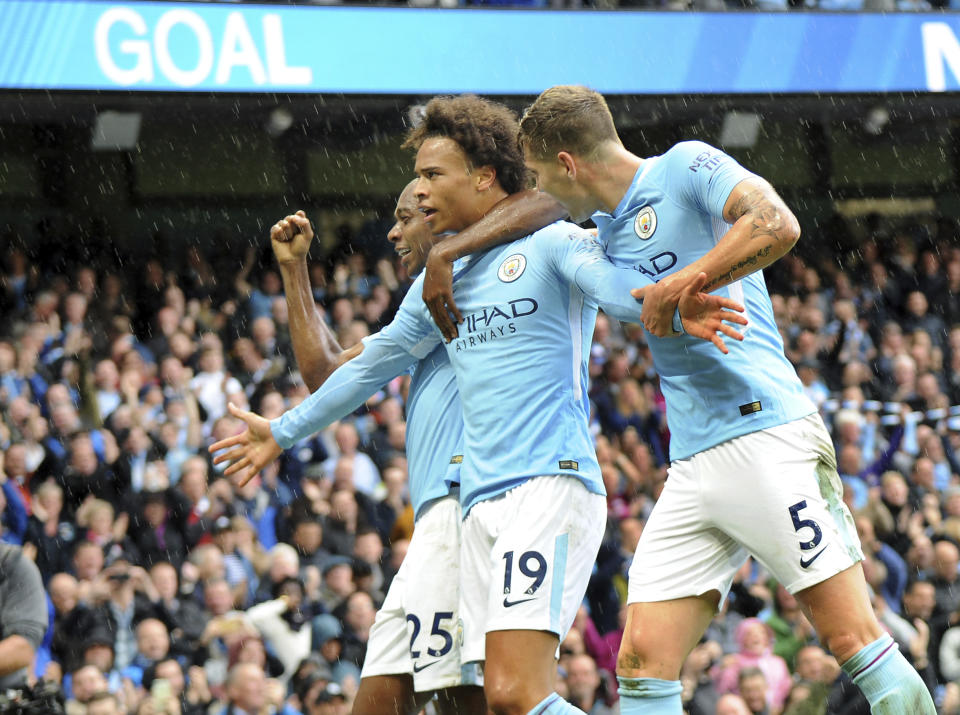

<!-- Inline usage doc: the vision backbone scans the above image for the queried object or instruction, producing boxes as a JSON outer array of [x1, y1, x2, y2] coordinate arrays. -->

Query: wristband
[[672, 307, 685, 335]]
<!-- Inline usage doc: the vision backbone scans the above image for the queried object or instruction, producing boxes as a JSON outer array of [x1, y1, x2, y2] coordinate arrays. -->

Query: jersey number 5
[[788, 500, 823, 551]]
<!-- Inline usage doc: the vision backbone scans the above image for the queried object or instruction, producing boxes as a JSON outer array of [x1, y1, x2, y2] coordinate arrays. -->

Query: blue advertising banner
[[2, 2, 960, 94]]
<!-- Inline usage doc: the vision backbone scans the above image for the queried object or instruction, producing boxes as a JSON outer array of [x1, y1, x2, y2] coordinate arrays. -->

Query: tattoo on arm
[[704, 245, 772, 292], [729, 188, 785, 242]]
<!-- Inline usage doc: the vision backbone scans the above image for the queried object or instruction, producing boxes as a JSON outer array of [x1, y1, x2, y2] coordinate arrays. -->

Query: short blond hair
[[518, 85, 620, 160]]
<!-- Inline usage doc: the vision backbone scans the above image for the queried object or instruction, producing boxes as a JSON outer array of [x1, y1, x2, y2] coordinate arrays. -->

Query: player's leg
[[616, 593, 719, 672], [616, 597, 717, 714], [715, 414, 935, 714], [402, 495, 485, 712], [617, 455, 748, 714], [353, 552, 423, 715], [484, 629, 563, 714], [357, 495, 479, 714], [351, 675, 429, 715], [793, 563, 880, 663], [792, 417, 933, 712], [463, 476, 606, 715], [434, 685, 487, 715], [795, 564, 934, 714]]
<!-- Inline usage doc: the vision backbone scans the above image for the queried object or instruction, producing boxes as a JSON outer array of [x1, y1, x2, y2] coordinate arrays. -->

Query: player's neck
[[588, 145, 644, 214], [469, 186, 510, 226]]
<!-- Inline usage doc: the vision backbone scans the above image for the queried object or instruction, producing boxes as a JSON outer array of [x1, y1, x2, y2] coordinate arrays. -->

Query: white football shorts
[[459, 475, 607, 665], [628, 413, 863, 605], [361, 493, 467, 692]]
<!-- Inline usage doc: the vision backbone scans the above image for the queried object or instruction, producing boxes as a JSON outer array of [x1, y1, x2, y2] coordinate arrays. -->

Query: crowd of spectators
[[0, 206, 958, 715]]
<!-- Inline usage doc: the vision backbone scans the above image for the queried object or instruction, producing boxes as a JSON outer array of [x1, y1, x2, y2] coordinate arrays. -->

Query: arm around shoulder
[[423, 190, 567, 341]]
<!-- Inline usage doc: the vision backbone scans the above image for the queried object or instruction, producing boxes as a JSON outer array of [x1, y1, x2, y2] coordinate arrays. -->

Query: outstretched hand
[[208, 402, 282, 486], [270, 210, 314, 264], [422, 246, 462, 343]]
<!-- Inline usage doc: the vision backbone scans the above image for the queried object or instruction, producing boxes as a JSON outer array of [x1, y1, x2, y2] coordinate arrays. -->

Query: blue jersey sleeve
[[379, 275, 443, 359], [270, 330, 419, 449], [661, 141, 757, 218], [268, 289, 439, 449], [542, 224, 653, 324]]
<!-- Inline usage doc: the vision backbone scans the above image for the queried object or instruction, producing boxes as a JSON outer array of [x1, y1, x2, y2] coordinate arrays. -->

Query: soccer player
[[516, 85, 935, 715], [212, 95, 746, 715], [267, 189, 562, 715]]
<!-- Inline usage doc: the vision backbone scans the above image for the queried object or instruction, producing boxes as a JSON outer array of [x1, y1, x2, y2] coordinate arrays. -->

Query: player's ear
[[474, 164, 497, 192], [557, 151, 577, 180]]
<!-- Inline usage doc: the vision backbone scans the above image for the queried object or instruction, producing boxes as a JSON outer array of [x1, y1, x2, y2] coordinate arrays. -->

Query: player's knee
[[483, 673, 532, 715], [824, 627, 871, 665], [616, 646, 653, 679], [616, 629, 682, 679]]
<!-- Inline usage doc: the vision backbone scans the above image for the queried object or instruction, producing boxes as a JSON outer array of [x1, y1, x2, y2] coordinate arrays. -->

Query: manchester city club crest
[[634, 205, 657, 240], [498, 253, 526, 282]]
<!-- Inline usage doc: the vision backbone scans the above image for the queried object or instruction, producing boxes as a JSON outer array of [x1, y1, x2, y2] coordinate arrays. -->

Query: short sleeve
[[661, 141, 757, 219]]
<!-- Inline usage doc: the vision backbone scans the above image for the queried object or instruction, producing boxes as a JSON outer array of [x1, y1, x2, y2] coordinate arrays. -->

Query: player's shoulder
[[518, 221, 605, 268], [661, 140, 723, 166], [527, 219, 595, 246]]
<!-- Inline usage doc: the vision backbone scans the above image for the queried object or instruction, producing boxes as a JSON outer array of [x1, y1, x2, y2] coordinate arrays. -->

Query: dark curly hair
[[403, 95, 530, 195]]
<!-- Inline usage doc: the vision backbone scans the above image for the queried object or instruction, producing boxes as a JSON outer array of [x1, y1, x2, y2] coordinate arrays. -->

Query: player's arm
[[638, 158, 800, 337], [209, 283, 439, 485], [423, 189, 566, 341], [209, 331, 419, 485], [272, 211, 362, 390], [560, 231, 748, 354]]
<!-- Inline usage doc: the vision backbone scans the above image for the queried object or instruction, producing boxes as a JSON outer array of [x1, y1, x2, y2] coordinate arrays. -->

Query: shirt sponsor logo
[[498, 253, 527, 282], [634, 251, 678, 279], [454, 298, 538, 352], [634, 206, 657, 240], [688, 150, 726, 173]]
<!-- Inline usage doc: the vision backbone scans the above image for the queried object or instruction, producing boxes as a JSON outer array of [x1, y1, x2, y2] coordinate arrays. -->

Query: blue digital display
[[1, 2, 958, 94]]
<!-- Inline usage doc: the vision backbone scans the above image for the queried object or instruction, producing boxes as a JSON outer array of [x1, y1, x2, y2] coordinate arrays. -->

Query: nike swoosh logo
[[800, 546, 828, 569], [503, 596, 536, 608], [413, 660, 439, 673]]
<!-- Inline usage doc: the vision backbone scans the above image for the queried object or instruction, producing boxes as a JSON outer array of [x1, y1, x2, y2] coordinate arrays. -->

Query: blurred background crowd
[[0, 205, 958, 715]]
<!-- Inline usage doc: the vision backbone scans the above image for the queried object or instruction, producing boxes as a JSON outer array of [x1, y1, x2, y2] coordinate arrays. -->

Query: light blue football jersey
[[271, 325, 462, 521], [272, 220, 655, 515], [592, 141, 816, 461]]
